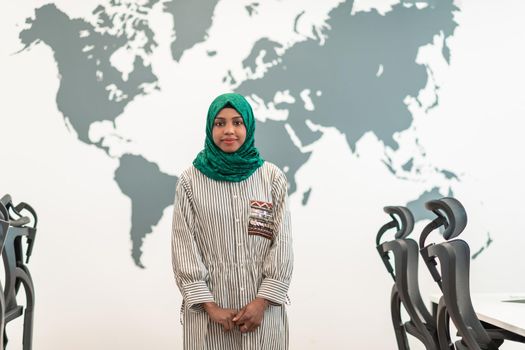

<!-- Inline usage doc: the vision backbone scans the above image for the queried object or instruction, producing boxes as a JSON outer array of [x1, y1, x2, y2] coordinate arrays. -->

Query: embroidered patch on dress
[[248, 200, 274, 240]]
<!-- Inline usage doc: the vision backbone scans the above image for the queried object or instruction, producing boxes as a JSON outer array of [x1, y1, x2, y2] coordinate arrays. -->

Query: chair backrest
[[0, 206, 8, 252], [0, 201, 8, 222], [0, 194, 37, 349], [377, 206, 437, 348], [420, 197, 498, 349], [376, 206, 414, 279], [0, 199, 8, 237], [0, 195, 37, 308]]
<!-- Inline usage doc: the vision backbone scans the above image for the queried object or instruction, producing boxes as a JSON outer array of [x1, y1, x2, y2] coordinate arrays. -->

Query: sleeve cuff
[[256, 278, 289, 305], [182, 281, 214, 311]]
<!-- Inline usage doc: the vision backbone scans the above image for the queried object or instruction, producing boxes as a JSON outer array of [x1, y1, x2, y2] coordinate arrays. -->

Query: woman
[[171, 93, 293, 349]]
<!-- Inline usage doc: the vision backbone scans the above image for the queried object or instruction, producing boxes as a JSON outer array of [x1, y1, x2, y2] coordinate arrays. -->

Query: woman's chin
[[219, 144, 241, 153]]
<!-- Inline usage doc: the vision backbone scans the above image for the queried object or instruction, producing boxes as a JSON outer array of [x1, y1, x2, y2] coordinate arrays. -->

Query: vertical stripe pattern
[[171, 162, 293, 350]]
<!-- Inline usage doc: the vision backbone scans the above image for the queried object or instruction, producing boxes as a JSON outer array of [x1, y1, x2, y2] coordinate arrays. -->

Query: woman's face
[[212, 107, 247, 153]]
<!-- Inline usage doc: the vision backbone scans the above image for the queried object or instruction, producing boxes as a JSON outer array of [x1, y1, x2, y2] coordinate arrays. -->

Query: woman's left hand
[[232, 297, 269, 333]]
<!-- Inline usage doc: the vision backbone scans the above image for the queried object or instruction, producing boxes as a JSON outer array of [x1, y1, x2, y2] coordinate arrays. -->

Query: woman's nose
[[224, 123, 234, 134]]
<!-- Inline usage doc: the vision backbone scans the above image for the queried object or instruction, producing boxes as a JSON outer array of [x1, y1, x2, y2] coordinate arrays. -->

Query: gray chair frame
[[419, 197, 525, 350], [0, 194, 37, 350], [377, 206, 440, 350]]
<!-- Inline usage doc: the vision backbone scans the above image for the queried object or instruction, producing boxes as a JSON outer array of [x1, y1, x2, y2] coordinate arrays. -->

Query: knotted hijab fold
[[193, 93, 264, 182]]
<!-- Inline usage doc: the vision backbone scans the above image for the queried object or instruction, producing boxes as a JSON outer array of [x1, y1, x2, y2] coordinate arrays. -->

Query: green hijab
[[193, 93, 265, 182]]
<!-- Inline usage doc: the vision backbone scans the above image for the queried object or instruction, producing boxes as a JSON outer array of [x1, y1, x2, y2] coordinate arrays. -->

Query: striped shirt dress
[[171, 162, 293, 350]]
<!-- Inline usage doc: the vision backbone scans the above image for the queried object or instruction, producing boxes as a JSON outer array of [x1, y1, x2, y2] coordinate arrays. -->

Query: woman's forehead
[[215, 107, 242, 118]]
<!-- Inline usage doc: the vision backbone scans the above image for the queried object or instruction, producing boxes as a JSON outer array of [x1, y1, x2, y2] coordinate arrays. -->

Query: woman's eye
[[234, 120, 244, 126], [214, 121, 224, 127]]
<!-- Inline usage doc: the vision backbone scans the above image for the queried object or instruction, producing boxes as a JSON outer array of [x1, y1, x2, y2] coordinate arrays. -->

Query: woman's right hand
[[203, 302, 237, 332]]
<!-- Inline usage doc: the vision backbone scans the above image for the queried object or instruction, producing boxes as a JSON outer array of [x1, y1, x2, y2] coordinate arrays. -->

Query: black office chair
[[0, 194, 37, 350], [0, 203, 9, 348], [376, 206, 440, 350], [419, 197, 525, 350]]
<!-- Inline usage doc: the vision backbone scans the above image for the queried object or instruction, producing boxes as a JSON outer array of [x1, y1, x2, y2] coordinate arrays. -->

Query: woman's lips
[[222, 139, 237, 144]]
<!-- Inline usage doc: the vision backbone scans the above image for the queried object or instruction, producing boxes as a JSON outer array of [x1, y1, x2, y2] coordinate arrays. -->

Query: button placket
[[229, 183, 242, 304], [233, 182, 250, 306], [233, 183, 244, 251]]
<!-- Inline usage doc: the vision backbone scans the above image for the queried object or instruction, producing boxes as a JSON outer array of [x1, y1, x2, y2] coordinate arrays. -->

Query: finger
[[224, 319, 233, 332], [240, 324, 249, 333], [233, 308, 246, 323], [239, 308, 256, 324], [228, 309, 240, 318], [248, 322, 258, 332], [241, 319, 253, 332], [227, 309, 238, 318], [237, 313, 250, 325]]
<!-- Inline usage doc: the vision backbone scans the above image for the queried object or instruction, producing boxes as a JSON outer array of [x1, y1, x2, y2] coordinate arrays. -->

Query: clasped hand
[[203, 298, 268, 333]]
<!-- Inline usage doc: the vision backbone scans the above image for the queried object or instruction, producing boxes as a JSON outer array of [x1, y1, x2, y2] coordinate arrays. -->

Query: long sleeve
[[171, 175, 214, 311], [256, 170, 294, 305]]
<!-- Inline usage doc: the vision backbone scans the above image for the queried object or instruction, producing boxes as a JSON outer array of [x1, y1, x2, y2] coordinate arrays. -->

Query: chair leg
[[391, 287, 410, 349], [436, 298, 454, 350], [454, 340, 470, 350], [0, 292, 5, 350], [0, 222, 6, 349], [15, 267, 34, 350], [22, 308, 33, 350]]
